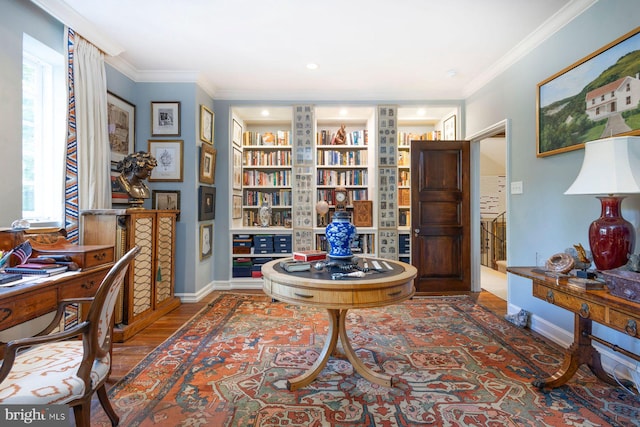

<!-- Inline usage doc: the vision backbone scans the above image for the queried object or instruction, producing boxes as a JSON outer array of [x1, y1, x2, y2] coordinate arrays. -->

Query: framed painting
[[107, 92, 135, 162], [199, 185, 216, 221], [537, 26, 640, 157], [151, 101, 181, 136], [233, 119, 242, 147], [148, 140, 183, 182], [232, 147, 242, 190], [199, 144, 217, 185], [152, 189, 180, 208], [232, 195, 242, 219], [443, 115, 456, 140], [200, 223, 213, 260], [353, 200, 373, 227], [200, 105, 214, 144]]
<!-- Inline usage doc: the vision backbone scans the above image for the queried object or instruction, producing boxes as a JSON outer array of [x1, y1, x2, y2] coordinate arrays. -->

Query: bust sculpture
[[116, 151, 158, 207]]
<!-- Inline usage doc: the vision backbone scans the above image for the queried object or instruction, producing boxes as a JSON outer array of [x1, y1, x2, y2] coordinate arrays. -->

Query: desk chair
[[0, 246, 140, 426]]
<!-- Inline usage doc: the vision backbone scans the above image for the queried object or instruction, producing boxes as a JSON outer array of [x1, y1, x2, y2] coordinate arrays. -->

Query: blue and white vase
[[325, 210, 357, 258]]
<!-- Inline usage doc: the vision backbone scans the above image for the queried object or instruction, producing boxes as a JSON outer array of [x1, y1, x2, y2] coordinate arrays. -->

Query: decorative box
[[600, 268, 640, 302]]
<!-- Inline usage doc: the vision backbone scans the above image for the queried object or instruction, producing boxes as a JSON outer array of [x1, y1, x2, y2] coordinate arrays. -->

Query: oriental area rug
[[94, 293, 639, 426]]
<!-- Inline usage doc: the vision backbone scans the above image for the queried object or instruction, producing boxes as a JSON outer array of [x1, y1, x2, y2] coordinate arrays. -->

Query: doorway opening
[[469, 120, 509, 300]]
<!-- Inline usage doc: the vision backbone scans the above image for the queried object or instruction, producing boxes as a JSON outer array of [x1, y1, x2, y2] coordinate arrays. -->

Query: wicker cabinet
[[80, 209, 181, 342]]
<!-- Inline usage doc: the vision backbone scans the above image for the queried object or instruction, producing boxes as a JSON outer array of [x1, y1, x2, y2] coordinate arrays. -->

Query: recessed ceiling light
[[261, 109, 269, 117], [417, 108, 426, 116], [339, 108, 348, 116], [446, 69, 457, 78], [307, 63, 318, 70]]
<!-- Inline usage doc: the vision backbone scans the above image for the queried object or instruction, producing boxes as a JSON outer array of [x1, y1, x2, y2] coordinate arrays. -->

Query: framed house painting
[[148, 140, 184, 182], [200, 105, 214, 144], [151, 101, 181, 136], [199, 185, 216, 221], [107, 92, 135, 162], [200, 223, 213, 260], [537, 27, 640, 157], [199, 144, 217, 185]]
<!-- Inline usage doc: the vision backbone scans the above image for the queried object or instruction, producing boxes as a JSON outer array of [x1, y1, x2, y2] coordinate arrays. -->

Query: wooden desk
[[508, 266, 640, 390], [262, 258, 416, 390], [0, 264, 112, 334]]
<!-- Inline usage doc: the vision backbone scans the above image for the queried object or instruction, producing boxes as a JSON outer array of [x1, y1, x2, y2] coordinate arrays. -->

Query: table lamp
[[564, 136, 640, 271]]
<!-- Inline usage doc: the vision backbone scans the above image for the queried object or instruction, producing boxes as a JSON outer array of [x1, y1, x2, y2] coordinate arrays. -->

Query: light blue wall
[[466, 0, 640, 353]]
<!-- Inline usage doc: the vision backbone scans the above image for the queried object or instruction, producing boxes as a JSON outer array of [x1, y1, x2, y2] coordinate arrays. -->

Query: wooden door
[[410, 141, 470, 293]]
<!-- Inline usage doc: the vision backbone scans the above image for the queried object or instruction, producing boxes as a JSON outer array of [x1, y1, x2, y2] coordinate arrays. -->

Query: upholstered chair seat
[[0, 246, 140, 427], [0, 341, 110, 404]]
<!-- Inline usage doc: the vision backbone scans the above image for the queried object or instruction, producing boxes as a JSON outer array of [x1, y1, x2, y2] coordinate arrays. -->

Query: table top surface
[[262, 256, 417, 290]]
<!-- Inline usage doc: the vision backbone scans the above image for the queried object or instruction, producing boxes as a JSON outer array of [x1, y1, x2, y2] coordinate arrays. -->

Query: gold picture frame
[[353, 200, 373, 227], [200, 105, 214, 144], [148, 140, 183, 182], [199, 144, 217, 185]]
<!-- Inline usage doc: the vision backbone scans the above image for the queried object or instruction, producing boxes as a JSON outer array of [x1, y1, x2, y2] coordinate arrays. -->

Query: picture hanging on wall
[[148, 140, 183, 182], [107, 92, 135, 163], [200, 223, 213, 260], [199, 144, 217, 184], [151, 101, 181, 136], [200, 105, 214, 144], [537, 26, 640, 157], [199, 185, 216, 221]]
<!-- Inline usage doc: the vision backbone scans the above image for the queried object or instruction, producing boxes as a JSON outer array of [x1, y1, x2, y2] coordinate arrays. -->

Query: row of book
[[316, 170, 368, 186], [0, 254, 77, 283], [243, 150, 291, 166], [243, 170, 292, 187], [316, 150, 368, 166], [243, 190, 292, 207], [243, 131, 290, 146], [317, 129, 368, 146], [317, 189, 368, 205]]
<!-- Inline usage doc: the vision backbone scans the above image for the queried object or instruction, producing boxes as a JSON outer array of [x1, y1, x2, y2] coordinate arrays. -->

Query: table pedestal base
[[532, 314, 618, 391], [287, 308, 393, 391]]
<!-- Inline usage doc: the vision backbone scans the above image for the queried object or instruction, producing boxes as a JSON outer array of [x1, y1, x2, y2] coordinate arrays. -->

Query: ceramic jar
[[325, 210, 357, 258], [259, 201, 271, 227]]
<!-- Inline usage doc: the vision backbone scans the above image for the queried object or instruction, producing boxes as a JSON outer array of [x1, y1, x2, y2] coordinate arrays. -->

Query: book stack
[[5, 257, 69, 276], [293, 250, 327, 262]]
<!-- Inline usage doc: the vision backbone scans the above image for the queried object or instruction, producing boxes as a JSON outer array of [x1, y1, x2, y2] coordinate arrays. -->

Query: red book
[[293, 250, 327, 262]]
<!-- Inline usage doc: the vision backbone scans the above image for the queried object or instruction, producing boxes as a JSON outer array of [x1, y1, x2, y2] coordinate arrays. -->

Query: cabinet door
[[126, 212, 156, 323], [155, 211, 176, 307]]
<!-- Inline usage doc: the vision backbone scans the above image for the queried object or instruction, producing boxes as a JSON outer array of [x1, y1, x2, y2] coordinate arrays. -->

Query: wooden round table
[[262, 257, 416, 390]]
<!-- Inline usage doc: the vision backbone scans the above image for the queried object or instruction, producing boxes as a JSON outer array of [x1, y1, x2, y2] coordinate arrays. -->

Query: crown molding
[[463, 0, 597, 98], [30, 0, 124, 56]]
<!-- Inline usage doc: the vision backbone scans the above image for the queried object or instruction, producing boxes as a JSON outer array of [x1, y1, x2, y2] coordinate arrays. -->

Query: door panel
[[410, 141, 470, 293]]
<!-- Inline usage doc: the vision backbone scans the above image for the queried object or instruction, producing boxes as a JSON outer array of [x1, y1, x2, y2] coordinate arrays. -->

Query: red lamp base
[[588, 196, 635, 271]]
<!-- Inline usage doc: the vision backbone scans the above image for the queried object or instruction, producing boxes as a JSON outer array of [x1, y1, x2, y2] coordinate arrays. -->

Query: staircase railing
[[480, 212, 506, 269]]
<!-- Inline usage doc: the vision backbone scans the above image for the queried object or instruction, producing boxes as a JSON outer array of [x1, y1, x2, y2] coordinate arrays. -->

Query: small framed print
[[353, 200, 373, 227], [199, 185, 216, 221], [107, 92, 135, 162], [148, 140, 183, 182], [199, 144, 217, 184], [233, 195, 242, 219], [233, 119, 242, 147], [443, 115, 456, 140], [232, 147, 242, 190], [152, 190, 181, 220], [200, 223, 213, 260], [151, 101, 180, 136], [200, 105, 214, 144]]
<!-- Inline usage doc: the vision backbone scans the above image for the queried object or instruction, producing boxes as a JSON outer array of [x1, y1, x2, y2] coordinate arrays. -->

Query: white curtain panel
[[73, 35, 111, 210]]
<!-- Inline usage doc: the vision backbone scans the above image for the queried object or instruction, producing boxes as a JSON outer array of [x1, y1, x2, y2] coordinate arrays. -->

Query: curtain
[[65, 27, 111, 242]]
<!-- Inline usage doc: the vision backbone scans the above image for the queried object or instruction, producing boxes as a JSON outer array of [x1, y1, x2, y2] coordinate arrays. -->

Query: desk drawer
[[608, 308, 639, 337], [353, 283, 414, 305], [266, 280, 353, 305], [533, 282, 606, 322], [0, 288, 57, 329], [59, 267, 110, 300]]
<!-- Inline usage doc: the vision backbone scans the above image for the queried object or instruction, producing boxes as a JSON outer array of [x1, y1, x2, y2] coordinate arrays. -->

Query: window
[[22, 34, 65, 225]]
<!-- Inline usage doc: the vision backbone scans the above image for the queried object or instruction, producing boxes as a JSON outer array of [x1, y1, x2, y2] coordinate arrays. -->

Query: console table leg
[[287, 309, 339, 391], [338, 309, 393, 388], [533, 314, 616, 391]]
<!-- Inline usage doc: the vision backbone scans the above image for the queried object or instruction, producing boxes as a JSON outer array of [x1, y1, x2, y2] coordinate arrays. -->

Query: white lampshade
[[565, 136, 640, 195]]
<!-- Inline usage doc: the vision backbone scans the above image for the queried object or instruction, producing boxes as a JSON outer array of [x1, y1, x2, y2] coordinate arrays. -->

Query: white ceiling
[[34, 0, 595, 101]]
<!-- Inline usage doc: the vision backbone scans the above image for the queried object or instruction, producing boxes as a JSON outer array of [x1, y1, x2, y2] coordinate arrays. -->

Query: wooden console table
[[508, 266, 639, 391], [262, 258, 416, 390]]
